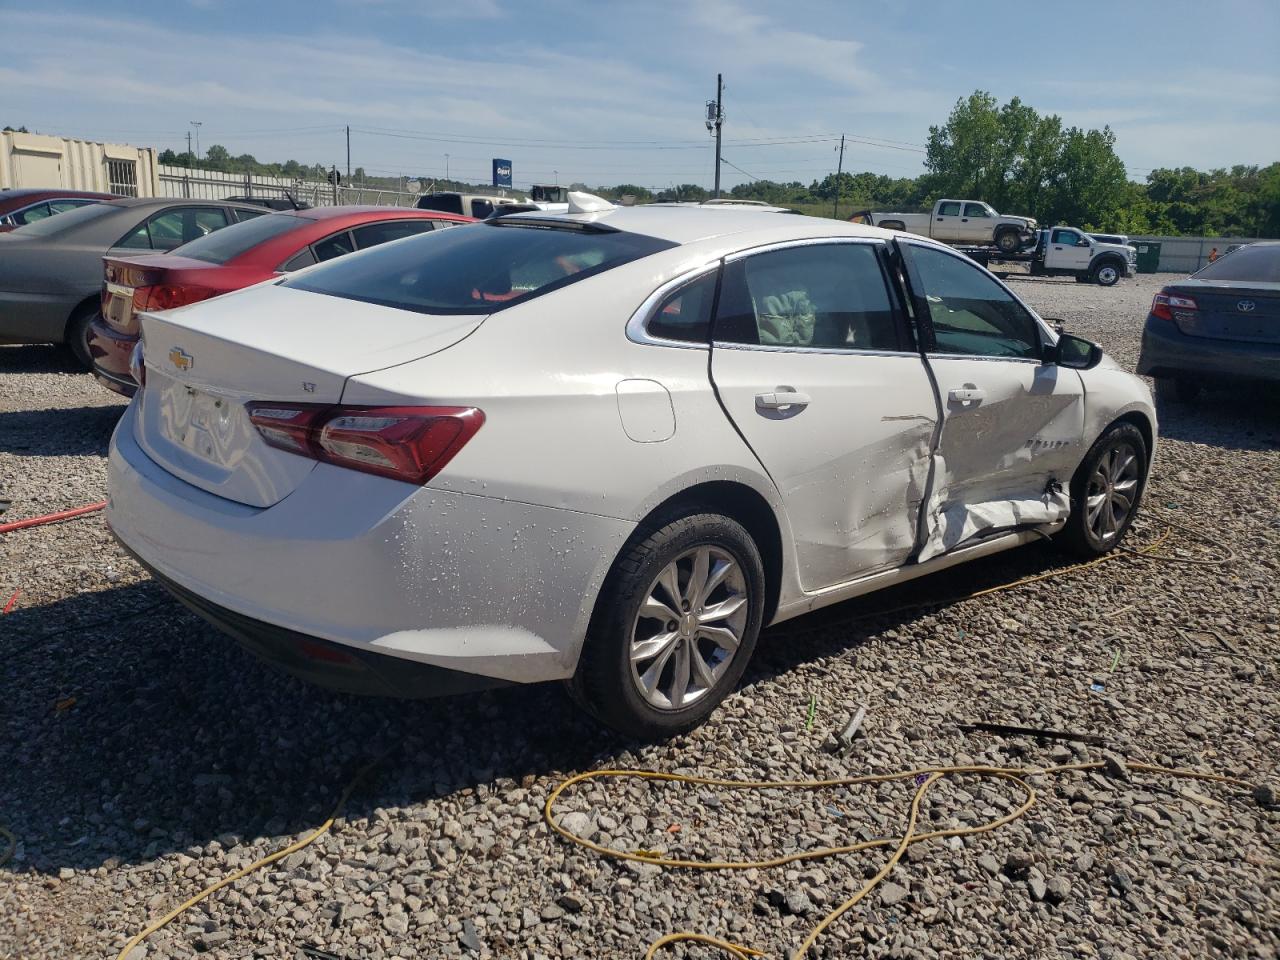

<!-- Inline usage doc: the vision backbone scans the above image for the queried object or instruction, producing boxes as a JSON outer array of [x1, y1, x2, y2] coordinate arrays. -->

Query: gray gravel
[[2, 274, 1278, 960]]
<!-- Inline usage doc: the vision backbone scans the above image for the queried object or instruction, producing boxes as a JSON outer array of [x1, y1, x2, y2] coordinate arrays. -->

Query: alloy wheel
[[1085, 441, 1140, 542], [629, 545, 749, 710]]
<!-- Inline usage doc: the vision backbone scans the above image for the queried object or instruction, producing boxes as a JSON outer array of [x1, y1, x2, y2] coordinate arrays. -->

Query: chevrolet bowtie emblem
[[169, 347, 193, 371]]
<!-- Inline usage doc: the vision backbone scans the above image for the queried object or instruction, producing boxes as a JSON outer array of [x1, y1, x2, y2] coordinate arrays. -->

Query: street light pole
[[445, 153, 450, 183]]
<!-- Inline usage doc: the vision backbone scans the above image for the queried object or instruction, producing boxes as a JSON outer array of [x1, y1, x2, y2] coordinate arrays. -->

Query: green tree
[[202, 144, 231, 170]]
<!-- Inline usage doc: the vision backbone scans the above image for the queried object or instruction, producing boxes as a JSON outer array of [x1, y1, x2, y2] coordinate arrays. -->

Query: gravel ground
[[2, 273, 1277, 960]]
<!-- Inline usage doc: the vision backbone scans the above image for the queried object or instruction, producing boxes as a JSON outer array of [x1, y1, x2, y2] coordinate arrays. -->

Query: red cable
[[0, 500, 107, 534], [2, 589, 18, 614]]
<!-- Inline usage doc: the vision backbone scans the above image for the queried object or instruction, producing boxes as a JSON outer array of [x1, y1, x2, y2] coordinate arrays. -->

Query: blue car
[[1137, 241, 1280, 402]]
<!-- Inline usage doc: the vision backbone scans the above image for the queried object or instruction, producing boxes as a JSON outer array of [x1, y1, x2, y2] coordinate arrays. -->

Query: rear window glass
[[171, 213, 303, 264], [283, 221, 676, 315], [11, 201, 118, 237], [1193, 244, 1280, 283], [416, 194, 465, 215]]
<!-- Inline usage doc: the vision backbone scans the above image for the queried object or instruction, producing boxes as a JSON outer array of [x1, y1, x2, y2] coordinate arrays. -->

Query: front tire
[[1092, 261, 1121, 286], [1057, 422, 1147, 558], [570, 511, 765, 740]]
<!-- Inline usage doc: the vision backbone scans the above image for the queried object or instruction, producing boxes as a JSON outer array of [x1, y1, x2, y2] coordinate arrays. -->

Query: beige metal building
[[0, 130, 159, 196]]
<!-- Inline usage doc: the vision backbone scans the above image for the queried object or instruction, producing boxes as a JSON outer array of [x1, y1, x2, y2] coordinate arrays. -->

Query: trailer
[[955, 226, 1137, 286]]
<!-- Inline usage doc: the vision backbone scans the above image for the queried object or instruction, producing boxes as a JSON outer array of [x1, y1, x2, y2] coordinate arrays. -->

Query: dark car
[[89, 205, 470, 396], [0, 188, 119, 232], [1136, 241, 1280, 402], [0, 197, 267, 366]]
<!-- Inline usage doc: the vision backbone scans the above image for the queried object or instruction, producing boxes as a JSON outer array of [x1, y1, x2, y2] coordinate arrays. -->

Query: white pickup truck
[[854, 199, 1038, 253]]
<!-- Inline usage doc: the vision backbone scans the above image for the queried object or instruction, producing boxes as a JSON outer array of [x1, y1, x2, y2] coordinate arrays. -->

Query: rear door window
[[352, 220, 439, 249], [233, 207, 269, 222], [937, 201, 962, 217], [284, 221, 675, 315], [714, 242, 903, 351], [470, 199, 495, 218]]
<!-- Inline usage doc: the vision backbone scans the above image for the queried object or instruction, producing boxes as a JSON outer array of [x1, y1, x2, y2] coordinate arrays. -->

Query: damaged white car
[[107, 197, 1155, 739]]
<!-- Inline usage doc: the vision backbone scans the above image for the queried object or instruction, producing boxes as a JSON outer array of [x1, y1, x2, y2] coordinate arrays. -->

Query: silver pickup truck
[[855, 199, 1038, 253]]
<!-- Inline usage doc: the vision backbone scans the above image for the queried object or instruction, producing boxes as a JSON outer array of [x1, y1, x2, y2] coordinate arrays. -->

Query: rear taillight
[[245, 404, 484, 485], [135, 283, 218, 312], [1151, 289, 1198, 322]]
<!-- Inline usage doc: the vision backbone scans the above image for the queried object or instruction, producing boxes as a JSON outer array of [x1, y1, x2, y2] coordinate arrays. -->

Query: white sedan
[[107, 195, 1155, 739]]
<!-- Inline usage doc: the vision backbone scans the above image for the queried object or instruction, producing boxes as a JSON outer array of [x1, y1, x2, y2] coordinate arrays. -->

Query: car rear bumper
[[1137, 316, 1280, 383], [119, 541, 509, 698], [88, 314, 139, 397], [107, 401, 633, 690]]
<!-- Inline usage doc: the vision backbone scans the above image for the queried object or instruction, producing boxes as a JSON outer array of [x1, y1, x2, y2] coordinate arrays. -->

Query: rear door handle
[[948, 387, 985, 403], [756, 389, 811, 409]]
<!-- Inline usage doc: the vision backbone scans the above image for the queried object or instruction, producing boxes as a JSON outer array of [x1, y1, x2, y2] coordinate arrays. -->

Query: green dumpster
[[1133, 241, 1161, 274]]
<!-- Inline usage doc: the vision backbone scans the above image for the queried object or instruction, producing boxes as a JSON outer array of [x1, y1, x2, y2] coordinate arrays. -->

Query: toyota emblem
[[1237, 300, 1256, 313]]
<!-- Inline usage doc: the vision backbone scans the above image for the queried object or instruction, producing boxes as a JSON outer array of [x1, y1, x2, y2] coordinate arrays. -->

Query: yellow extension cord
[[544, 761, 1256, 960], [59, 516, 1232, 957]]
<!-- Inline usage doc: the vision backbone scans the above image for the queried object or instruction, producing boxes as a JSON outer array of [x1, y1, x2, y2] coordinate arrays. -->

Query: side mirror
[[1077, 237, 1092, 247], [1046, 332, 1103, 370]]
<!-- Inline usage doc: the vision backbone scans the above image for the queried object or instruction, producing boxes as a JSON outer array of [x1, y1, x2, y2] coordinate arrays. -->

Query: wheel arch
[[1113, 410, 1155, 466], [1089, 252, 1125, 273], [63, 293, 100, 343], [628, 480, 785, 626]]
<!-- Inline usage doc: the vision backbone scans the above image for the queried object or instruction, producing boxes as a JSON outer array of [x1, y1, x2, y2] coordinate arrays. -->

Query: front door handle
[[948, 387, 986, 403], [756, 389, 811, 409]]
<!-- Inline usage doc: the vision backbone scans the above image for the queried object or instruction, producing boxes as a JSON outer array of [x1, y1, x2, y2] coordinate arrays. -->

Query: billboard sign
[[492, 158, 512, 188]]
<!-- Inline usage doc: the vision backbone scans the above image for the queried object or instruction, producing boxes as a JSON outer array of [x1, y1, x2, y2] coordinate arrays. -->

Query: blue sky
[[3, 0, 1277, 190]]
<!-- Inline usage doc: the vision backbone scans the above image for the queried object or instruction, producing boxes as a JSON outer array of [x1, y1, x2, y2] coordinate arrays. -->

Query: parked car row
[[0, 188, 120, 232], [90, 205, 469, 395]]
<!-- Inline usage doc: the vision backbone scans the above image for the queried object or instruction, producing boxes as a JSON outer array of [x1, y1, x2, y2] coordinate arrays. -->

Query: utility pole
[[185, 131, 192, 165], [706, 73, 724, 198], [444, 153, 450, 183], [832, 134, 846, 219], [346, 125, 351, 181], [190, 121, 202, 168]]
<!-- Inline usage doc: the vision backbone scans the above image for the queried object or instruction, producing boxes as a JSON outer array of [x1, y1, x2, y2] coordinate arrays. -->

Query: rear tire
[[63, 302, 97, 370], [995, 229, 1021, 253], [1154, 376, 1201, 403], [1057, 422, 1147, 558], [569, 510, 765, 740]]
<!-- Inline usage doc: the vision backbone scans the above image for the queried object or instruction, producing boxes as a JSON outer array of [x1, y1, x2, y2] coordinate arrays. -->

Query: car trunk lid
[[1169, 281, 1280, 344], [134, 283, 485, 507]]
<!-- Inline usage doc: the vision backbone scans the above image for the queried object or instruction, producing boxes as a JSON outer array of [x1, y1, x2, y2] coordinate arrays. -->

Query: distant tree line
[[150, 91, 1279, 238]]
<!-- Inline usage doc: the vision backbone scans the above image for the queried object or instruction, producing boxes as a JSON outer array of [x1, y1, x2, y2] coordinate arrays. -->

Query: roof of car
[[102, 196, 266, 211], [496, 204, 895, 246], [289, 204, 465, 222], [0, 188, 119, 200]]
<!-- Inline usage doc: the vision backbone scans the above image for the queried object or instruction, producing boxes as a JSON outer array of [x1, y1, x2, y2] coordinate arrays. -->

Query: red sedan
[[0, 188, 119, 232], [89, 205, 472, 396]]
